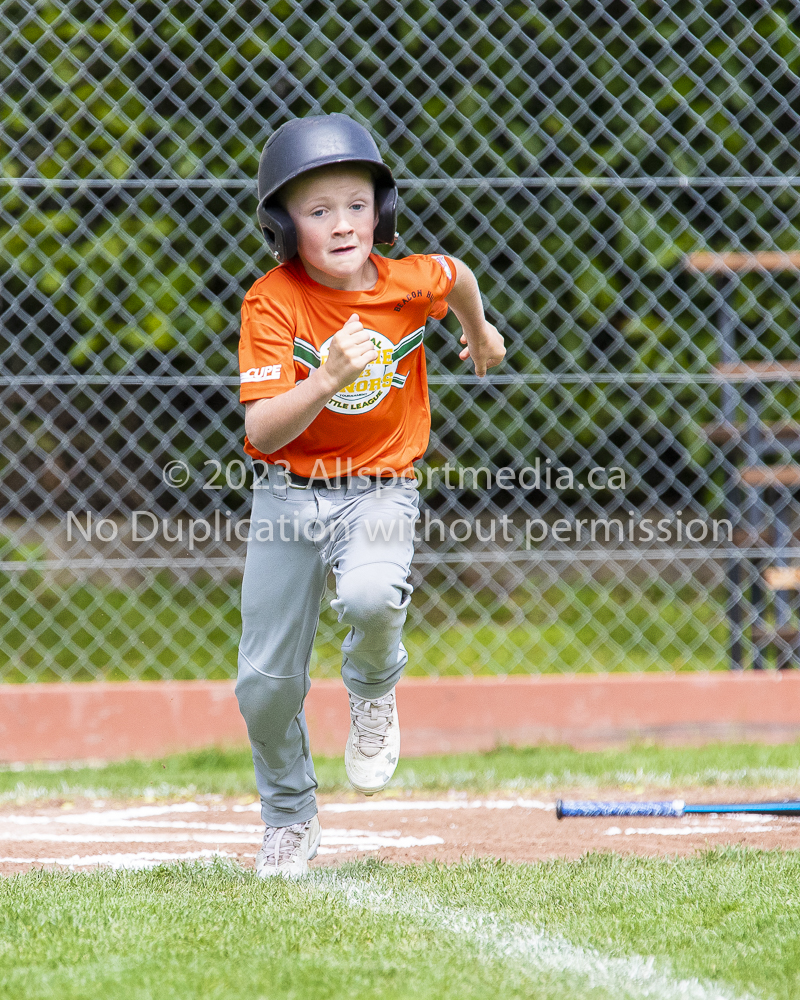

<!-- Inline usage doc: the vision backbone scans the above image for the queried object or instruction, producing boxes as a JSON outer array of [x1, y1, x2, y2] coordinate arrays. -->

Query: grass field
[[4, 739, 800, 802], [3, 742, 800, 999], [3, 851, 800, 998]]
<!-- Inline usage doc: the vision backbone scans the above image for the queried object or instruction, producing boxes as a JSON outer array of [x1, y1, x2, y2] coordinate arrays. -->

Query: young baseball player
[[237, 114, 505, 877]]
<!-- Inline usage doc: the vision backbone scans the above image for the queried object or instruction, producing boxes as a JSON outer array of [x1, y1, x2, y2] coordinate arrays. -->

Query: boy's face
[[282, 165, 378, 290]]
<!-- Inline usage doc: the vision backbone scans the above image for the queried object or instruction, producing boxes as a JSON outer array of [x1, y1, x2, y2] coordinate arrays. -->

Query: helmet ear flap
[[374, 185, 398, 246], [256, 202, 297, 262]]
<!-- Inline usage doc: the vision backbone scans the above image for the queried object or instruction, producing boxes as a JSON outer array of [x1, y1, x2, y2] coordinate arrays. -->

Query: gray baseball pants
[[236, 467, 420, 827]]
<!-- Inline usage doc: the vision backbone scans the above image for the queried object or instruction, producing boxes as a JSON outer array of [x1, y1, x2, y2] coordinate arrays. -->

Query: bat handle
[[556, 799, 685, 818]]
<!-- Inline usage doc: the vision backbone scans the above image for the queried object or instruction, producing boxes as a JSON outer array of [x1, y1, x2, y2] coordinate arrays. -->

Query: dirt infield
[[2, 787, 800, 874]]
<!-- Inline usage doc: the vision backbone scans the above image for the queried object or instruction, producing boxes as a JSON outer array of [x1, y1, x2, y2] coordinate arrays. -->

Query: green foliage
[[4, 3, 800, 682], [3, 2, 800, 432], [0, 576, 732, 681]]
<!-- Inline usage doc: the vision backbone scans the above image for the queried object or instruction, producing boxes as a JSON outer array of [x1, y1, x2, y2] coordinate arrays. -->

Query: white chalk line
[[0, 831, 443, 848], [0, 850, 236, 870], [233, 797, 554, 814], [318, 797, 555, 814], [0, 798, 447, 863], [0, 815, 267, 832], [0, 798, 552, 830], [0, 841, 441, 869], [604, 812, 783, 837], [0, 796, 543, 856], [0, 833, 444, 870], [0, 796, 551, 852], [90, 803, 209, 818], [605, 825, 779, 837], [2, 798, 787, 872], [0, 831, 261, 845], [314, 875, 757, 1000]]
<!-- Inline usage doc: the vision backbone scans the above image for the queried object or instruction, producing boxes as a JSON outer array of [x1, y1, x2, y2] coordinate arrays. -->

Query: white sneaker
[[345, 688, 400, 795], [255, 814, 321, 878]]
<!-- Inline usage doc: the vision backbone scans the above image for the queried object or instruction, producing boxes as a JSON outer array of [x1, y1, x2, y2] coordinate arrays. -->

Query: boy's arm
[[245, 313, 377, 454], [445, 258, 506, 377]]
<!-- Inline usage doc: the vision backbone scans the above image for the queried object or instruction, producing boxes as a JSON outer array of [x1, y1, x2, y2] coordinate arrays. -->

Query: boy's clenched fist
[[323, 313, 379, 391]]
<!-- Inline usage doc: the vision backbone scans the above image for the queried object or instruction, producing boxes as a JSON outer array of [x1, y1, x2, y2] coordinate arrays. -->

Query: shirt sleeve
[[424, 254, 458, 320], [238, 283, 297, 402]]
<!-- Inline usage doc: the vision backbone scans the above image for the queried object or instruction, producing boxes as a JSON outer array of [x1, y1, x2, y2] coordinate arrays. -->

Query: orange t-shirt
[[238, 252, 457, 478]]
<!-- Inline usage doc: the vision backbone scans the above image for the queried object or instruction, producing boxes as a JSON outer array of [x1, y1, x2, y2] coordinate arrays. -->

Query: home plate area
[[2, 791, 800, 873]]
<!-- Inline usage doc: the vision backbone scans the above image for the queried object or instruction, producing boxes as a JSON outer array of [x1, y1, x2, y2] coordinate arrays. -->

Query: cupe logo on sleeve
[[294, 326, 424, 414], [240, 364, 282, 383]]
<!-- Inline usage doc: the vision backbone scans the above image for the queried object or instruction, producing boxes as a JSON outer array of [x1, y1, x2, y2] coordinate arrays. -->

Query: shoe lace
[[260, 820, 310, 867], [349, 692, 394, 758]]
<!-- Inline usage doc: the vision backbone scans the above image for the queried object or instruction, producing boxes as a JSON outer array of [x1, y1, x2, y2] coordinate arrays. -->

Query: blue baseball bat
[[555, 799, 800, 818]]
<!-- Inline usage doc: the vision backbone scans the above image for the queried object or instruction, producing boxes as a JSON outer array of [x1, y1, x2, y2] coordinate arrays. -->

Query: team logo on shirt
[[296, 326, 423, 414], [240, 363, 282, 383]]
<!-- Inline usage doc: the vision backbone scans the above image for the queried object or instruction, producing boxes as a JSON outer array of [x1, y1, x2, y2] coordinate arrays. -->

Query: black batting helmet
[[256, 114, 398, 262]]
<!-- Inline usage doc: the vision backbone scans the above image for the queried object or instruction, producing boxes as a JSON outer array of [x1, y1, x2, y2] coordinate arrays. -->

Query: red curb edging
[[1, 673, 799, 763]]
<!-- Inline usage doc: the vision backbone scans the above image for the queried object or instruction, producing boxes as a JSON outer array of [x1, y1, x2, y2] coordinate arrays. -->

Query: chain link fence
[[3, 0, 800, 681]]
